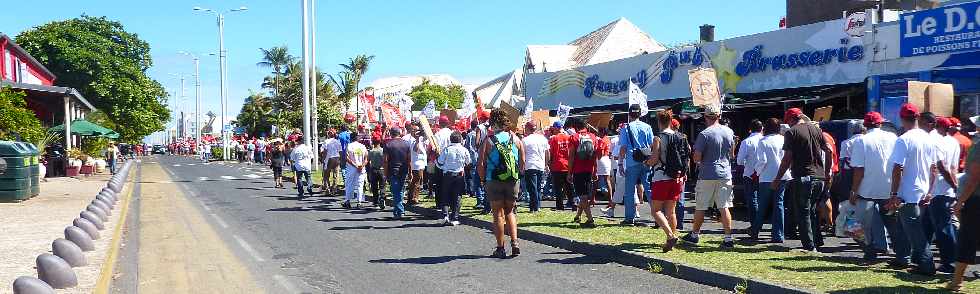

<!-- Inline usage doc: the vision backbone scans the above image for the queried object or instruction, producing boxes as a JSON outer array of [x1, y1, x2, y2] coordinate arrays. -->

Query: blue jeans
[[524, 169, 544, 212], [676, 188, 685, 230], [926, 196, 957, 267], [108, 159, 116, 174], [296, 170, 312, 197], [790, 177, 825, 250], [623, 165, 651, 222], [754, 181, 786, 241], [743, 177, 758, 230], [470, 168, 486, 209], [898, 203, 935, 273], [389, 173, 407, 218]]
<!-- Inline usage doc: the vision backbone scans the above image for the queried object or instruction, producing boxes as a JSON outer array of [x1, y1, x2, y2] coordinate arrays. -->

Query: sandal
[[492, 246, 507, 259], [510, 242, 521, 257]]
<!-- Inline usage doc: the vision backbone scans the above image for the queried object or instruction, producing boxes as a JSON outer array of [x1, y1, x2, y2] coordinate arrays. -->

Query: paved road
[[116, 155, 724, 294]]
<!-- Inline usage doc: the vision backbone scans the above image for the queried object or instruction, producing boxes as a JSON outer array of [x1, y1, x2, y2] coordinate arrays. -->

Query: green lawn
[[418, 197, 975, 293]]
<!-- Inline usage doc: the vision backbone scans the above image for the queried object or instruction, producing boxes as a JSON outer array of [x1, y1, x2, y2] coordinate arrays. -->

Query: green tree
[[0, 87, 45, 143], [235, 91, 273, 136], [256, 46, 295, 107], [15, 15, 170, 142], [408, 79, 466, 111], [330, 54, 374, 110]]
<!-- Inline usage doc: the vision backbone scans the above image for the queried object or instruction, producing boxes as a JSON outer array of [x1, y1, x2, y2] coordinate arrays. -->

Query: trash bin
[[0, 141, 32, 201], [21, 143, 41, 197]]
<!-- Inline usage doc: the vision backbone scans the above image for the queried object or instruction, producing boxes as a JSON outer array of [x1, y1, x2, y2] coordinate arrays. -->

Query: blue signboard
[[900, 1, 980, 57]]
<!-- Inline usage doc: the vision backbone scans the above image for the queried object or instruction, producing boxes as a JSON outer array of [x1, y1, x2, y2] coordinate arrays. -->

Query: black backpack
[[656, 131, 689, 178], [575, 133, 595, 160]]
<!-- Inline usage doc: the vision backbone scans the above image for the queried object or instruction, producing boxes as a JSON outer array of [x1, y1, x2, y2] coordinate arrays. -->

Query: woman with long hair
[[477, 109, 526, 258], [269, 140, 286, 188]]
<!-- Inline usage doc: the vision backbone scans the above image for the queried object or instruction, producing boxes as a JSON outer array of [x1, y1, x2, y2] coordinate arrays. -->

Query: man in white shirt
[[752, 118, 791, 243], [926, 116, 961, 273], [737, 120, 764, 238], [437, 132, 471, 225], [888, 106, 957, 276], [320, 132, 342, 195], [290, 136, 315, 198], [408, 125, 427, 206], [431, 116, 454, 211], [521, 122, 550, 213], [848, 112, 901, 262], [344, 138, 369, 208]]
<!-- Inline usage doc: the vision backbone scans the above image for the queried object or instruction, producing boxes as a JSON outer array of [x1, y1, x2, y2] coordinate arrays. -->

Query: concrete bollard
[[51, 239, 87, 267], [12, 276, 55, 294], [92, 199, 111, 215], [86, 205, 108, 222], [72, 218, 100, 239], [94, 196, 113, 210], [98, 190, 117, 203], [64, 226, 94, 252], [35, 254, 77, 289], [79, 211, 104, 230]]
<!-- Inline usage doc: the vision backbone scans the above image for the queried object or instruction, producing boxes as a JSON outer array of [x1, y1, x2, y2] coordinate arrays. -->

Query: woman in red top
[[567, 118, 602, 227]]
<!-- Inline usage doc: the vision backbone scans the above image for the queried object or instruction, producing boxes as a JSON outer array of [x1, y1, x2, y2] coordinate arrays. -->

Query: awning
[[0, 80, 94, 111], [49, 119, 119, 138]]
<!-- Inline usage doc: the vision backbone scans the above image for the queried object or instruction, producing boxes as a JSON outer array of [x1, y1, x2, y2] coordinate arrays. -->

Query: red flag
[[380, 102, 406, 128], [359, 91, 377, 123]]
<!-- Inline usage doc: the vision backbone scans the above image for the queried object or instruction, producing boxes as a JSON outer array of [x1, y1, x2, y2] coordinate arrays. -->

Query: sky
[[2, 0, 785, 139]]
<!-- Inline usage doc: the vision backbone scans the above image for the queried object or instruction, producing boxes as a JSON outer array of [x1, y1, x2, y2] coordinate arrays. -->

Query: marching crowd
[[258, 103, 978, 290]]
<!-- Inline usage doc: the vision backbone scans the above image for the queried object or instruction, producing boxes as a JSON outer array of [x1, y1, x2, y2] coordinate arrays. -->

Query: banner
[[358, 91, 377, 122], [381, 103, 406, 128], [688, 68, 721, 107], [422, 100, 437, 119], [627, 80, 648, 116], [900, 1, 980, 57], [908, 81, 954, 117], [557, 103, 573, 124], [523, 96, 534, 116], [459, 93, 476, 119]]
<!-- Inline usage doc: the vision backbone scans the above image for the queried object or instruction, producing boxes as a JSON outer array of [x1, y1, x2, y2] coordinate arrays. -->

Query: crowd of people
[[223, 102, 979, 289]]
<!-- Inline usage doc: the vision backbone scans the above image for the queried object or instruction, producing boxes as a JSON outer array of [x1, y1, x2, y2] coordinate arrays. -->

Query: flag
[[381, 103, 406, 128], [557, 102, 573, 124], [475, 95, 485, 113], [459, 93, 476, 119], [628, 80, 648, 117], [422, 100, 437, 119], [523, 96, 534, 116], [358, 91, 378, 122]]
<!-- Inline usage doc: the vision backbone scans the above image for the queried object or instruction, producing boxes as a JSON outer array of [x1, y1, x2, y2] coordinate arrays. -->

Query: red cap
[[899, 103, 919, 119], [783, 108, 803, 123], [950, 117, 962, 127], [371, 134, 382, 143], [670, 119, 680, 129], [478, 110, 490, 121], [937, 117, 952, 129], [438, 115, 450, 125], [524, 121, 537, 131], [863, 111, 885, 126]]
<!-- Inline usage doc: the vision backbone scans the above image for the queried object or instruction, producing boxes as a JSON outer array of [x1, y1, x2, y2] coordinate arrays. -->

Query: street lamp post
[[178, 51, 202, 156], [310, 0, 319, 170], [195, 5, 247, 160], [301, 0, 311, 149]]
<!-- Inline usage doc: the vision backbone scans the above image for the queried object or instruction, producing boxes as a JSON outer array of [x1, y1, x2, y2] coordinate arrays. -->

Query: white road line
[[232, 235, 266, 262], [198, 176, 209, 181], [220, 175, 237, 180], [199, 201, 212, 211], [273, 275, 300, 293], [210, 213, 229, 228], [173, 164, 182, 167], [186, 163, 196, 166], [243, 174, 261, 179]]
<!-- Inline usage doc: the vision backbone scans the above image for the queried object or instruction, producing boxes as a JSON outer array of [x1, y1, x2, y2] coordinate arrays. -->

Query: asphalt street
[[119, 155, 725, 294]]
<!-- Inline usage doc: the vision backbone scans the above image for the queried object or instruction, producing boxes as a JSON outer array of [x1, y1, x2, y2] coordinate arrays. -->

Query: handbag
[[625, 124, 648, 162]]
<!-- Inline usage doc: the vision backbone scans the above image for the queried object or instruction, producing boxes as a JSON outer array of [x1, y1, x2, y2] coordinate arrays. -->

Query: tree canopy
[[408, 79, 466, 111], [15, 15, 170, 143], [0, 87, 45, 143]]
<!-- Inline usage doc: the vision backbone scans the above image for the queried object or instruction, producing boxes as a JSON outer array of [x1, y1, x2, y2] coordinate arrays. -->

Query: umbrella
[[49, 119, 120, 138]]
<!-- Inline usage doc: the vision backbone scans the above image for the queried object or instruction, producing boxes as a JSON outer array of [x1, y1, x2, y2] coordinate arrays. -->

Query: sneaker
[[887, 260, 911, 269], [937, 264, 956, 274], [619, 220, 636, 226], [450, 220, 460, 226], [907, 267, 936, 276], [511, 244, 521, 257], [580, 220, 596, 228], [492, 247, 507, 259], [663, 237, 678, 253], [680, 233, 700, 245], [601, 207, 615, 218], [720, 240, 735, 249], [443, 216, 451, 225], [341, 201, 351, 208]]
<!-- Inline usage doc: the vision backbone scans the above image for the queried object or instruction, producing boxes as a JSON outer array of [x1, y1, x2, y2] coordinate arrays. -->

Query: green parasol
[[49, 119, 119, 138]]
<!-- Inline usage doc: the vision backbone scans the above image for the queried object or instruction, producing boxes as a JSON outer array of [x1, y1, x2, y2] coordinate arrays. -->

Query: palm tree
[[339, 54, 374, 90], [329, 54, 374, 111], [257, 46, 295, 105]]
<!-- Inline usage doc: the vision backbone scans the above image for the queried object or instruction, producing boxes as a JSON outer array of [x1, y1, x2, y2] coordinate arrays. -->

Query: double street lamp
[[177, 51, 202, 155], [194, 5, 247, 160]]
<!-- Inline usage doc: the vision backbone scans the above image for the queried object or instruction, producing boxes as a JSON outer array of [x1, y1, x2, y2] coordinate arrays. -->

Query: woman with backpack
[[646, 110, 688, 253], [478, 109, 526, 258]]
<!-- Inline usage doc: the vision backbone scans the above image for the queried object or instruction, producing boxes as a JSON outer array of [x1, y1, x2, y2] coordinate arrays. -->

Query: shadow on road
[[368, 255, 492, 265]]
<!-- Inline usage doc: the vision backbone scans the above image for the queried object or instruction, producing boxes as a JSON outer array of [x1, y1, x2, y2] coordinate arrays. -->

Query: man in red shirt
[[567, 118, 601, 227], [950, 117, 972, 172], [548, 121, 573, 210], [820, 130, 839, 232]]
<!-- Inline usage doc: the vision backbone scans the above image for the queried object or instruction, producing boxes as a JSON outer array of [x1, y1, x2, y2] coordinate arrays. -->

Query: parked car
[[152, 145, 166, 154]]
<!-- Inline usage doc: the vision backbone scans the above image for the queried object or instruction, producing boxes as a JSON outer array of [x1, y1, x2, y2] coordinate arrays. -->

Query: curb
[[91, 162, 138, 294], [405, 204, 813, 294]]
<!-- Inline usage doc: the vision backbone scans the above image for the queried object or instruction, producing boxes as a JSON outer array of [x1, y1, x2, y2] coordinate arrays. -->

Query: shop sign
[[583, 69, 647, 98], [734, 39, 864, 77], [658, 47, 706, 84], [845, 12, 868, 37], [900, 1, 980, 57]]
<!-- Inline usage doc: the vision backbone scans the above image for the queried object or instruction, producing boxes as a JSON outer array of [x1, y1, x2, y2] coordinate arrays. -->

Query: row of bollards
[[12, 160, 134, 294]]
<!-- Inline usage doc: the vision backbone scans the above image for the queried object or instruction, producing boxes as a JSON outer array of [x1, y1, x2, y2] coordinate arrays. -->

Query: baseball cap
[[438, 115, 450, 125], [899, 103, 919, 119], [552, 121, 563, 129], [704, 104, 722, 116], [950, 117, 962, 127], [478, 110, 490, 121], [524, 121, 537, 131], [937, 117, 952, 129], [670, 118, 680, 129], [863, 111, 884, 126], [628, 104, 642, 114], [783, 108, 803, 123]]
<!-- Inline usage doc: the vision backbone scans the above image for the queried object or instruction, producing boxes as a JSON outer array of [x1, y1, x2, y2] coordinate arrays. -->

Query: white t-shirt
[[346, 141, 368, 170], [754, 134, 792, 182], [522, 133, 549, 171], [889, 128, 938, 203], [434, 128, 452, 151], [932, 134, 960, 197], [290, 144, 314, 172], [850, 128, 897, 199], [609, 136, 620, 174], [839, 133, 862, 169], [411, 136, 427, 171], [736, 132, 763, 176], [322, 138, 341, 159]]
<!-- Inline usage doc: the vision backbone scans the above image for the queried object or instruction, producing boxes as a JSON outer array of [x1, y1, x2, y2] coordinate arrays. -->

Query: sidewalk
[[0, 174, 123, 293]]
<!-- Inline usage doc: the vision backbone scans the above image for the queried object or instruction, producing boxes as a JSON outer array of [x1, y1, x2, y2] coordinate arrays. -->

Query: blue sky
[[2, 0, 785, 122]]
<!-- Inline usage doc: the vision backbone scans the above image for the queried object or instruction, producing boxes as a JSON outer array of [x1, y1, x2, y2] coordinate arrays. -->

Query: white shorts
[[694, 179, 734, 211]]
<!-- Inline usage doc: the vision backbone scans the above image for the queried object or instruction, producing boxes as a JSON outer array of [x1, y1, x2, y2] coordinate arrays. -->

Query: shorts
[[572, 173, 593, 197], [694, 179, 734, 210], [326, 157, 340, 170], [485, 180, 519, 202], [956, 198, 980, 264], [271, 166, 283, 178], [651, 179, 683, 201]]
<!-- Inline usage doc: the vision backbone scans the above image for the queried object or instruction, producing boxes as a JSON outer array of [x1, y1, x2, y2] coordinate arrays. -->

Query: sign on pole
[[813, 106, 833, 122], [688, 67, 721, 107], [586, 112, 613, 130], [908, 81, 954, 117], [627, 80, 648, 117]]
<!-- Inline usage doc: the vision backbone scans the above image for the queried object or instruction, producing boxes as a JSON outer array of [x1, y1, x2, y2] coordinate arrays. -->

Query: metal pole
[[194, 57, 201, 153], [310, 0, 319, 170], [218, 13, 229, 160], [180, 76, 185, 139], [301, 0, 312, 147]]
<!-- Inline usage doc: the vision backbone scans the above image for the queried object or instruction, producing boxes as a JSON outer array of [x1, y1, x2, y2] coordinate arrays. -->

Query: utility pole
[[195, 5, 247, 160], [310, 0, 319, 170], [301, 0, 312, 148]]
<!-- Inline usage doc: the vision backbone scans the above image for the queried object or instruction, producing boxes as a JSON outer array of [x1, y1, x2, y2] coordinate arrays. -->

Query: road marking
[[199, 201, 212, 211], [210, 213, 229, 228], [232, 235, 265, 262], [173, 164, 182, 167], [243, 174, 261, 179], [198, 176, 209, 181], [186, 163, 196, 166], [273, 275, 301, 293], [220, 175, 237, 180]]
